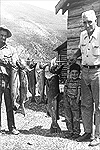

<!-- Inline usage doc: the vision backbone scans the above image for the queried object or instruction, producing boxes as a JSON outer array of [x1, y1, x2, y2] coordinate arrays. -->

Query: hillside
[[1, 1, 67, 61]]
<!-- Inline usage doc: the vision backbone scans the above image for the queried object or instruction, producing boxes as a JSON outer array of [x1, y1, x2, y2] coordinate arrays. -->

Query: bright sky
[[1, 0, 61, 13], [24, 0, 60, 12], [23, 0, 68, 25]]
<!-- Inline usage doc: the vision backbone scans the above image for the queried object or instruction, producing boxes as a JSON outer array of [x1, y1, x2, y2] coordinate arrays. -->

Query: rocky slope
[[1, 1, 67, 61]]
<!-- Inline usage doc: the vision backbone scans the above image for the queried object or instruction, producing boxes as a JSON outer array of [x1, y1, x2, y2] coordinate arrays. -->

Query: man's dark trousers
[[0, 74, 15, 131]]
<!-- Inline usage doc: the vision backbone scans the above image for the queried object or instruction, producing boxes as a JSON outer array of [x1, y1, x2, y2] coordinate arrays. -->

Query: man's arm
[[73, 48, 81, 58], [70, 48, 81, 64]]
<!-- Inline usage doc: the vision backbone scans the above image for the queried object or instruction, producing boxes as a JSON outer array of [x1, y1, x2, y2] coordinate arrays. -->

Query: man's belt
[[83, 65, 100, 69]]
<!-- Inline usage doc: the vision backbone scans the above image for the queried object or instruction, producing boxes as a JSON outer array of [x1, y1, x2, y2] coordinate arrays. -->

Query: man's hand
[[16, 61, 25, 70], [69, 48, 81, 65], [69, 55, 77, 65]]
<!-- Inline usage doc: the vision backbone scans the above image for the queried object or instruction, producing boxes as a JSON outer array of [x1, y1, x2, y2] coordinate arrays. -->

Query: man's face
[[0, 30, 7, 45], [82, 17, 97, 35]]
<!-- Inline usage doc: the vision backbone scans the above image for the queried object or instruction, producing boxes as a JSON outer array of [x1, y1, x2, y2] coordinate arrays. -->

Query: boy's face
[[70, 70, 79, 80]]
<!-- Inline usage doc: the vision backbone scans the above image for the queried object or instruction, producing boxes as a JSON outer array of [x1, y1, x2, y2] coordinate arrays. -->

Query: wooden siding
[[59, 48, 67, 82], [55, 0, 100, 81], [67, 0, 100, 59], [55, 0, 84, 14], [54, 41, 67, 82]]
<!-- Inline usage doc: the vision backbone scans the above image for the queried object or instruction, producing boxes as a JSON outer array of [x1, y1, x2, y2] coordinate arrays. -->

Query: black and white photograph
[[0, 0, 100, 149]]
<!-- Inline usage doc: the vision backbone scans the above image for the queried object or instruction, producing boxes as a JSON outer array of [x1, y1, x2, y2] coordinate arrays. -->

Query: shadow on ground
[[24, 96, 47, 113], [17, 95, 70, 139], [19, 125, 70, 139], [24, 95, 65, 117]]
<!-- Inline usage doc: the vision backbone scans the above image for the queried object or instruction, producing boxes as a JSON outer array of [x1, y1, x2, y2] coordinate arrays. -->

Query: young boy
[[64, 63, 81, 139]]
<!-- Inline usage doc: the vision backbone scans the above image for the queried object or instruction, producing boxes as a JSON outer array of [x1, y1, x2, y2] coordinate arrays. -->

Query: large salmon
[[15, 61, 27, 116], [11, 67, 18, 111], [45, 64, 64, 133], [38, 63, 48, 104], [26, 62, 37, 102]]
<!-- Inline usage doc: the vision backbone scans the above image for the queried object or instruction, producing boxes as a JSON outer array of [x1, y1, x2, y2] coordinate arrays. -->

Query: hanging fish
[[38, 63, 48, 104], [45, 64, 64, 133], [15, 61, 27, 116], [11, 67, 18, 111], [26, 61, 37, 103]]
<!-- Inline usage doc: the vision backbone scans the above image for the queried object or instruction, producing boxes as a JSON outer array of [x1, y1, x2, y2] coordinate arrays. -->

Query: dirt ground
[[0, 97, 100, 150]]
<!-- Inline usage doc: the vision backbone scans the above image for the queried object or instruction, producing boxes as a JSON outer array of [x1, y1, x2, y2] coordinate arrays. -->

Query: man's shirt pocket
[[92, 43, 100, 56]]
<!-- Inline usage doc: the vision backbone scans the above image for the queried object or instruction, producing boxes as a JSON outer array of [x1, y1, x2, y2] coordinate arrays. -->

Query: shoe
[[0, 126, 4, 134], [46, 111, 51, 117], [10, 128, 20, 135], [88, 137, 100, 146], [64, 133, 74, 138], [13, 105, 17, 111], [76, 132, 91, 142], [15, 105, 25, 116], [0, 126, 1, 135], [71, 134, 80, 139], [50, 123, 61, 134], [57, 116, 60, 120]]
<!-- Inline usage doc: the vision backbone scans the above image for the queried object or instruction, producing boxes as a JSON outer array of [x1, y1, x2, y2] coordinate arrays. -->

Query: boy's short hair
[[69, 63, 81, 73]]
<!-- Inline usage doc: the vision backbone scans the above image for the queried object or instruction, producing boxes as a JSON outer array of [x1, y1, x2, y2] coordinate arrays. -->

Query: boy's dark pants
[[0, 74, 15, 131], [64, 96, 80, 134]]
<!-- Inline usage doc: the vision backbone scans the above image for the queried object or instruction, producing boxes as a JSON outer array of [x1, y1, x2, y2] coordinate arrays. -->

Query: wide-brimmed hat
[[0, 25, 12, 38]]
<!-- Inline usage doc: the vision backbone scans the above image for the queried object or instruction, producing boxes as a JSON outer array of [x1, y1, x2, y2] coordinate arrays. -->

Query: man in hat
[[70, 10, 100, 146], [0, 25, 19, 134]]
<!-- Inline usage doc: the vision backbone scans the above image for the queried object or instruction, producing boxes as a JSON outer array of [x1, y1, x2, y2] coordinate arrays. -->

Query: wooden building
[[54, 40, 67, 82], [55, 0, 100, 81]]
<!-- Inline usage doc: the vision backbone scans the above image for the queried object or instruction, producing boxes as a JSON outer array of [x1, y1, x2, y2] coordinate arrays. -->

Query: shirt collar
[[91, 26, 99, 39], [83, 26, 99, 40]]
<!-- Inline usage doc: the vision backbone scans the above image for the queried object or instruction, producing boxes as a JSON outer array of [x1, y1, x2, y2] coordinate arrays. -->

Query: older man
[[70, 10, 100, 146], [0, 25, 19, 135]]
